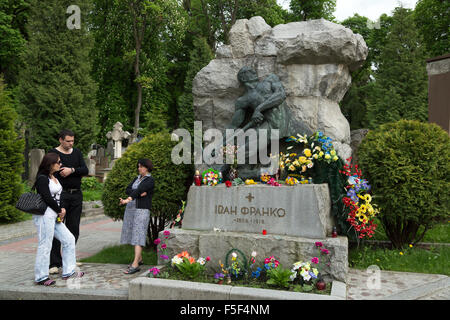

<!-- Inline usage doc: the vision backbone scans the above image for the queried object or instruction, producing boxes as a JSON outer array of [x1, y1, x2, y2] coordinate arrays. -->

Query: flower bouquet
[[340, 157, 378, 239], [171, 251, 211, 279], [202, 168, 220, 186]]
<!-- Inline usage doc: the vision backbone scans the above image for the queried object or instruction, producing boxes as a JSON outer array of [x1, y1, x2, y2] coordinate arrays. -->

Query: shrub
[[102, 132, 192, 246], [358, 120, 450, 248], [0, 78, 25, 223], [81, 176, 103, 191]]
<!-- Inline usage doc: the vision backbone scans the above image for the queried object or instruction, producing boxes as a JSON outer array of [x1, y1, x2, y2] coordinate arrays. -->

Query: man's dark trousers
[[50, 190, 83, 268]]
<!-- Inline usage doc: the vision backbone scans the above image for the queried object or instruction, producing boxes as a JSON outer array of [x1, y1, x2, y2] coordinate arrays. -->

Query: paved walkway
[[0, 213, 448, 300]]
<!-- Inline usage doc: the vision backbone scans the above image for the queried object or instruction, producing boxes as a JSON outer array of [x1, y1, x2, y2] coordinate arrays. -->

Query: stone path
[[0, 213, 448, 300]]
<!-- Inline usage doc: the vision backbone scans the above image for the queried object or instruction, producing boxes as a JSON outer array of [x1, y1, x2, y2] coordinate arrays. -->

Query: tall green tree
[[366, 7, 428, 129], [414, 0, 450, 57], [340, 13, 393, 129], [17, 0, 97, 153], [288, 0, 336, 22], [0, 77, 25, 222], [0, 0, 30, 85], [90, 0, 186, 144]]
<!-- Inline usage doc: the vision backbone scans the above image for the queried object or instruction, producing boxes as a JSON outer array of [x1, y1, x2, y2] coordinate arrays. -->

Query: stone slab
[[129, 277, 346, 300], [182, 184, 333, 239], [158, 228, 348, 282]]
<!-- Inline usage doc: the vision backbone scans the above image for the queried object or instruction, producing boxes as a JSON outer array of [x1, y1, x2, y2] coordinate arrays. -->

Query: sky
[[277, 0, 417, 22]]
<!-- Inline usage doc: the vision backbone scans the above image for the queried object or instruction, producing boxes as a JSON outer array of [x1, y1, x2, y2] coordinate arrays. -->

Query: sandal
[[127, 261, 144, 268], [36, 278, 56, 286], [124, 266, 141, 275], [62, 271, 85, 280]]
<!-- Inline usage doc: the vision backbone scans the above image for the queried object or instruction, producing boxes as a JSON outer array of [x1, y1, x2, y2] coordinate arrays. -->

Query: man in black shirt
[[49, 129, 88, 273]]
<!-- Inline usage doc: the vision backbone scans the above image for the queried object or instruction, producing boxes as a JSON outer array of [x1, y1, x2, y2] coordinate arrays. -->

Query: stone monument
[[160, 17, 368, 283]]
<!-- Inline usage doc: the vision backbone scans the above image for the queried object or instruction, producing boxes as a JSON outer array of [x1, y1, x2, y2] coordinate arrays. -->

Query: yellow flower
[[303, 149, 312, 157], [399, 252, 404, 256], [332, 156, 339, 161], [359, 204, 367, 213], [325, 154, 331, 160], [319, 151, 324, 157], [330, 150, 336, 156], [288, 165, 296, 171], [293, 160, 300, 167], [290, 153, 297, 157], [364, 194, 372, 202], [409, 244, 413, 248], [299, 156, 307, 164]]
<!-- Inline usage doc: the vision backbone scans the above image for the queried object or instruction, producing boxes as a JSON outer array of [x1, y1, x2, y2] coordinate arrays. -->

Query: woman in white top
[[33, 153, 84, 285]]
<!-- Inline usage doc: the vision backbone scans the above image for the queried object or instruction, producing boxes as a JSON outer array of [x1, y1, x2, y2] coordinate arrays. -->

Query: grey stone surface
[[350, 128, 369, 164], [427, 57, 450, 76], [158, 228, 348, 282], [182, 184, 333, 238], [129, 277, 344, 300], [193, 16, 367, 161], [28, 149, 45, 184]]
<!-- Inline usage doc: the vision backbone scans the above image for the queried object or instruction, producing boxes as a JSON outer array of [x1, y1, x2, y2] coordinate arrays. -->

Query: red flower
[[262, 229, 267, 235], [225, 180, 232, 187]]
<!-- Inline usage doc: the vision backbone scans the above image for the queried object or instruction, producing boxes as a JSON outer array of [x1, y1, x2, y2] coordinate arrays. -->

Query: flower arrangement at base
[[285, 176, 299, 185], [245, 179, 257, 185], [171, 251, 211, 279], [202, 168, 220, 186], [340, 157, 379, 239], [308, 131, 339, 164]]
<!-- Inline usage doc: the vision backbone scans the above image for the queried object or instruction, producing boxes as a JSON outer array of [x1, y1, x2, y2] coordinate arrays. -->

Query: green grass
[[82, 189, 103, 201], [349, 244, 450, 276], [367, 218, 450, 243], [79, 244, 157, 265]]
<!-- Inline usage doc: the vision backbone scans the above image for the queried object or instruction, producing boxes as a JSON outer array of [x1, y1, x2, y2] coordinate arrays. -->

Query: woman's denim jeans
[[33, 214, 76, 282]]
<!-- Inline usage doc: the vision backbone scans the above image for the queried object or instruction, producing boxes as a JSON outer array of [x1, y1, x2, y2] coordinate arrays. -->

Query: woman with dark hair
[[119, 159, 155, 274], [33, 153, 84, 286]]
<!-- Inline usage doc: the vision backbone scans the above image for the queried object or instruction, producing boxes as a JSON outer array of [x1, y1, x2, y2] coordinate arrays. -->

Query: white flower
[[289, 272, 297, 281], [251, 251, 257, 257], [231, 252, 237, 259], [171, 256, 183, 265], [197, 257, 206, 265]]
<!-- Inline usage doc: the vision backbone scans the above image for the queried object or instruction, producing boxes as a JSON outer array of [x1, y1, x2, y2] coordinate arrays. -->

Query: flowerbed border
[[128, 271, 346, 300]]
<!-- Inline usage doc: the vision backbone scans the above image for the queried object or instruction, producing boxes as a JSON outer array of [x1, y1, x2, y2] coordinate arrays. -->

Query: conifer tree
[[366, 7, 428, 129], [17, 0, 97, 153], [0, 77, 25, 222]]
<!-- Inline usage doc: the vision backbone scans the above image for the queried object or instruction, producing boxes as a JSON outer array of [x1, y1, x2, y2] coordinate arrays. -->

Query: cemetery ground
[[0, 204, 448, 300]]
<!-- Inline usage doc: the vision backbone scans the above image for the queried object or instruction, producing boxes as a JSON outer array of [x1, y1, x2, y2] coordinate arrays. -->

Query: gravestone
[[182, 184, 333, 238], [28, 149, 45, 184]]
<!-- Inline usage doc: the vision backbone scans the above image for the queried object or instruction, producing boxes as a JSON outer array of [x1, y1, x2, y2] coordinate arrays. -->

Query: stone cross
[[106, 122, 131, 159]]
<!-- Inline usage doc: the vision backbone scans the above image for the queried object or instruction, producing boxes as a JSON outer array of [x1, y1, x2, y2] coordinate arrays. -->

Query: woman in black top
[[33, 153, 84, 285], [119, 159, 155, 274]]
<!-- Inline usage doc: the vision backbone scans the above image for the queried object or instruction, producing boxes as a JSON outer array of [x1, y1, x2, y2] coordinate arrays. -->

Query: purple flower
[[214, 272, 224, 279], [160, 255, 169, 260], [149, 267, 160, 276]]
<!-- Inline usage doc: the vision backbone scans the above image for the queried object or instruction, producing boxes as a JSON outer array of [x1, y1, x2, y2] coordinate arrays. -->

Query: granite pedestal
[[161, 184, 348, 282]]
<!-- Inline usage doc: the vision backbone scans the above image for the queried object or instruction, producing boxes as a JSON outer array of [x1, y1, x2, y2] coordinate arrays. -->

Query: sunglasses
[[56, 161, 62, 165]]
